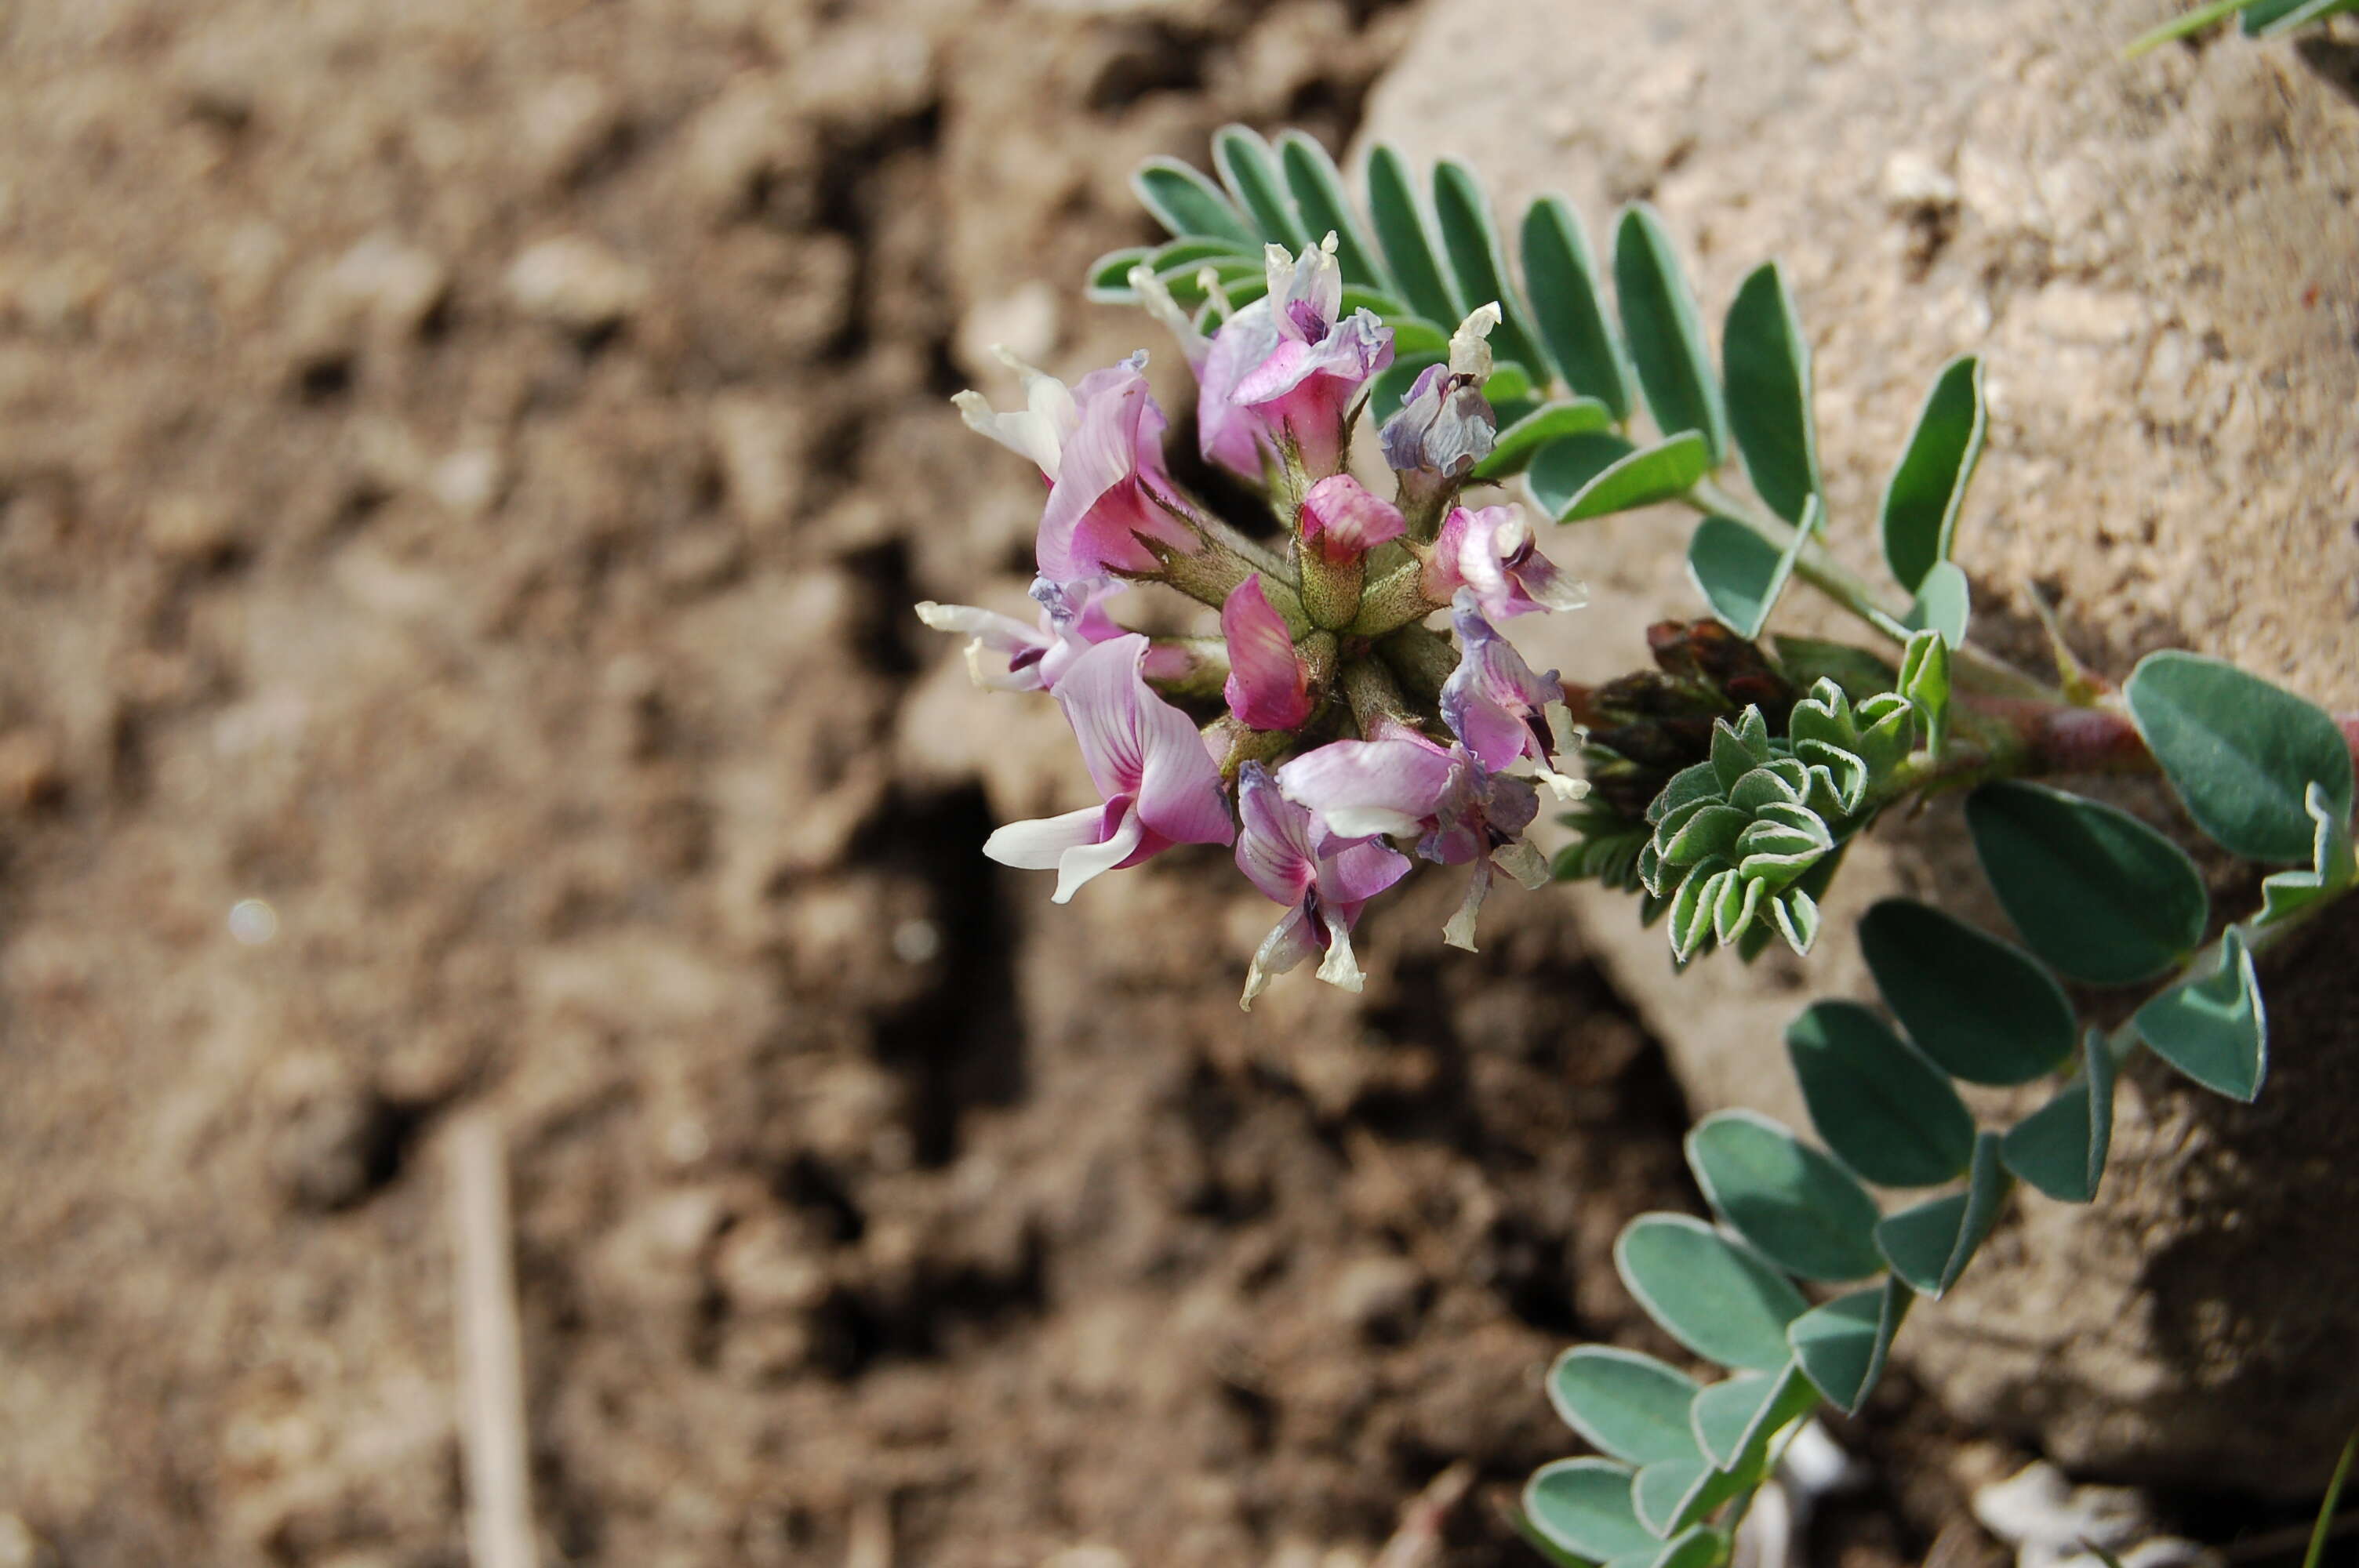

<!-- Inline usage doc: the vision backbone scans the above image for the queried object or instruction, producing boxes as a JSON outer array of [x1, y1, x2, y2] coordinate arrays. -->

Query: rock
[[708, 392, 806, 532], [682, 76, 813, 221], [504, 235, 649, 333], [1329, 1255, 1426, 1345], [518, 73, 623, 186], [261, 1054, 398, 1212], [1358, 0, 2359, 1493]]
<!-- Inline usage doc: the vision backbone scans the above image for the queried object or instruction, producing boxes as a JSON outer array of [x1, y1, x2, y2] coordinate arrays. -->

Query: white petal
[[1313, 907, 1365, 993], [983, 805, 1105, 870], [1442, 858, 1492, 952], [1448, 302, 1502, 380], [1052, 803, 1146, 902], [1241, 906, 1317, 1011]]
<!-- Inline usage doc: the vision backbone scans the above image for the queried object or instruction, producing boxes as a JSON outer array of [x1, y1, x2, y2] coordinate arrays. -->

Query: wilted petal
[[1221, 575, 1313, 731], [1441, 855, 1492, 952], [1422, 503, 1575, 619], [1448, 303, 1501, 379], [1240, 906, 1318, 1011], [1299, 474, 1405, 564], [1278, 729, 1456, 840]]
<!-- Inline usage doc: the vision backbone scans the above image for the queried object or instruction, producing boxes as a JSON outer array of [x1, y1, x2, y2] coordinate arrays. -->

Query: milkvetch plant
[[921, 125, 2359, 1562]]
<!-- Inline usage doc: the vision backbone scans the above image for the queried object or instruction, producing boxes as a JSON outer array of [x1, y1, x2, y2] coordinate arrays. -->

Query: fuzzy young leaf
[[1875, 1132, 2010, 1297], [1276, 132, 1387, 291], [2001, 1027, 2117, 1203], [1615, 205, 1729, 459], [1133, 157, 1258, 247], [1616, 1214, 1810, 1372], [1721, 261, 1819, 524], [2135, 926, 2268, 1102], [1476, 401, 1616, 480], [1712, 709, 1774, 788], [1687, 1110, 1885, 1281], [1787, 1000, 1976, 1189], [1547, 433, 1715, 522], [1896, 628, 1952, 756], [1904, 561, 1972, 648], [1688, 503, 1813, 639], [2125, 650, 2355, 863], [1788, 1276, 1912, 1415], [1364, 144, 1461, 327], [2258, 782, 2359, 927], [1859, 900, 2075, 1086], [1431, 160, 1548, 378], [1525, 1460, 1657, 1563], [1211, 125, 1308, 249], [1547, 1348, 1704, 1467], [1523, 197, 1633, 419], [1880, 356, 1984, 593], [1967, 781, 2208, 985]]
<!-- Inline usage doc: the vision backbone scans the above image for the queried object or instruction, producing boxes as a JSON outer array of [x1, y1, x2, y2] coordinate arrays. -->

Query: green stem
[[1683, 480, 2060, 704]]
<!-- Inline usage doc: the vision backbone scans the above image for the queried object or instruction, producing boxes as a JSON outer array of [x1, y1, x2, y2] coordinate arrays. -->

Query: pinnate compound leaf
[[1364, 144, 1462, 328], [1967, 781, 2208, 985], [1431, 160, 1548, 379], [1548, 432, 1714, 523], [2125, 650, 2355, 863], [1880, 356, 1985, 593], [2001, 1027, 2117, 1203], [1524, 197, 1632, 419], [1277, 132, 1387, 291], [1904, 560, 1972, 648], [1475, 400, 1616, 481], [1875, 1132, 2010, 1297], [1615, 205, 1729, 459], [1547, 1348, 1703, 1467], [1722, 261, 1820, 524], [1686, 1110, 1885, 1282], [1859, 900, 2075, 1086], [1616, 1214, 1810, 1372], [1211, 125, 1308, 249], [1525, 1459, 1656, 1563], [2135, 926, 2267, 1102], [1787, 1000, 1976, 1189], [1789, 1276, 1912, 1415], [1688, 499, 1816, 639], [2258, 782, 2359, 927], [1132, 157, 1258, 247]]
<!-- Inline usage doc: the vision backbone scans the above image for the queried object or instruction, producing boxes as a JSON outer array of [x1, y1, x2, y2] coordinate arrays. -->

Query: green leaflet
[[2125, 650, 2355, 864], [1364, 143, 1462, 328], [1525, 1459, 1657, 1563], [1132, 156, 1259, 248], [1721, 261, 1820, 524], [1879, 356, 1984, 594], [1875, 1131, 2011, 1297], [2001, 1027, 2117, 1203], [1787, 1000, 1976, 1189], [1904, 560, 1972, 648], [1523, 197, 1634, 419], [1688, 504, 1813, 639], [1615, 205, 1729, 460], [1276, 131, 1387, 291], [1788, 1276, 1912, 1415], [2258, 782, 2359, 927], [1686, 1110, 1885, 1282], [1474, 399, 1616, 481], [1543, 432, 1714, 522], [1211, 125, 1308, 250], [1431, 159, 1549, 379], [1528, 432, 1637, 518], [2135, 926, 2268, 1102], [1966, 781, 2209, 986], [1547, 1348, 1703, 1468], [1616, 1214, 1809, 1372], [1688, 1364, 1812, 1470], [1858, 899, 2075, 1086], [1631, 1458, 1740, 1539]]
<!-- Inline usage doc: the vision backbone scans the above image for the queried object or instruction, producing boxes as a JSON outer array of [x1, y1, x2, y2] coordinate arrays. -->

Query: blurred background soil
[[0, 1, 1820, 1563]]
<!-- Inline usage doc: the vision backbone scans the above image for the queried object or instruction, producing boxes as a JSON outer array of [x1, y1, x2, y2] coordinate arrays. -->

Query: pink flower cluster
[[918, 238, 1588, 1007]]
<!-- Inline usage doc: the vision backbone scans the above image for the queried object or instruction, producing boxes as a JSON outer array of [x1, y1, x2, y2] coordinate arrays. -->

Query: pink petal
[[1221, 575, 1313, 731], [1234, 762, 1319, 906], [1053, 635, 1153, 800], [1300, 475, 1405, 563], [1278, 731, 1456, 840], [1038, 358, 1193, 579], [1319, 835, 1411, 907]]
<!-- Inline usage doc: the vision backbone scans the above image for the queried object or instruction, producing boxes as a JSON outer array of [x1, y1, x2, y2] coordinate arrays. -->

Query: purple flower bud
[[1423, 503, 1585, 619], [1299, 474, 1406, 566], [983, 634, 1234, 901], [1219, 574, 1314, 731], [1378, 363, 1496, 478]]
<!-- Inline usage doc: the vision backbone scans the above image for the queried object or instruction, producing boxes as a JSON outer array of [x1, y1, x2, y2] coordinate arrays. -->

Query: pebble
[[1329, 1254, 1426, 1344], [504, 235, 648, 332]]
